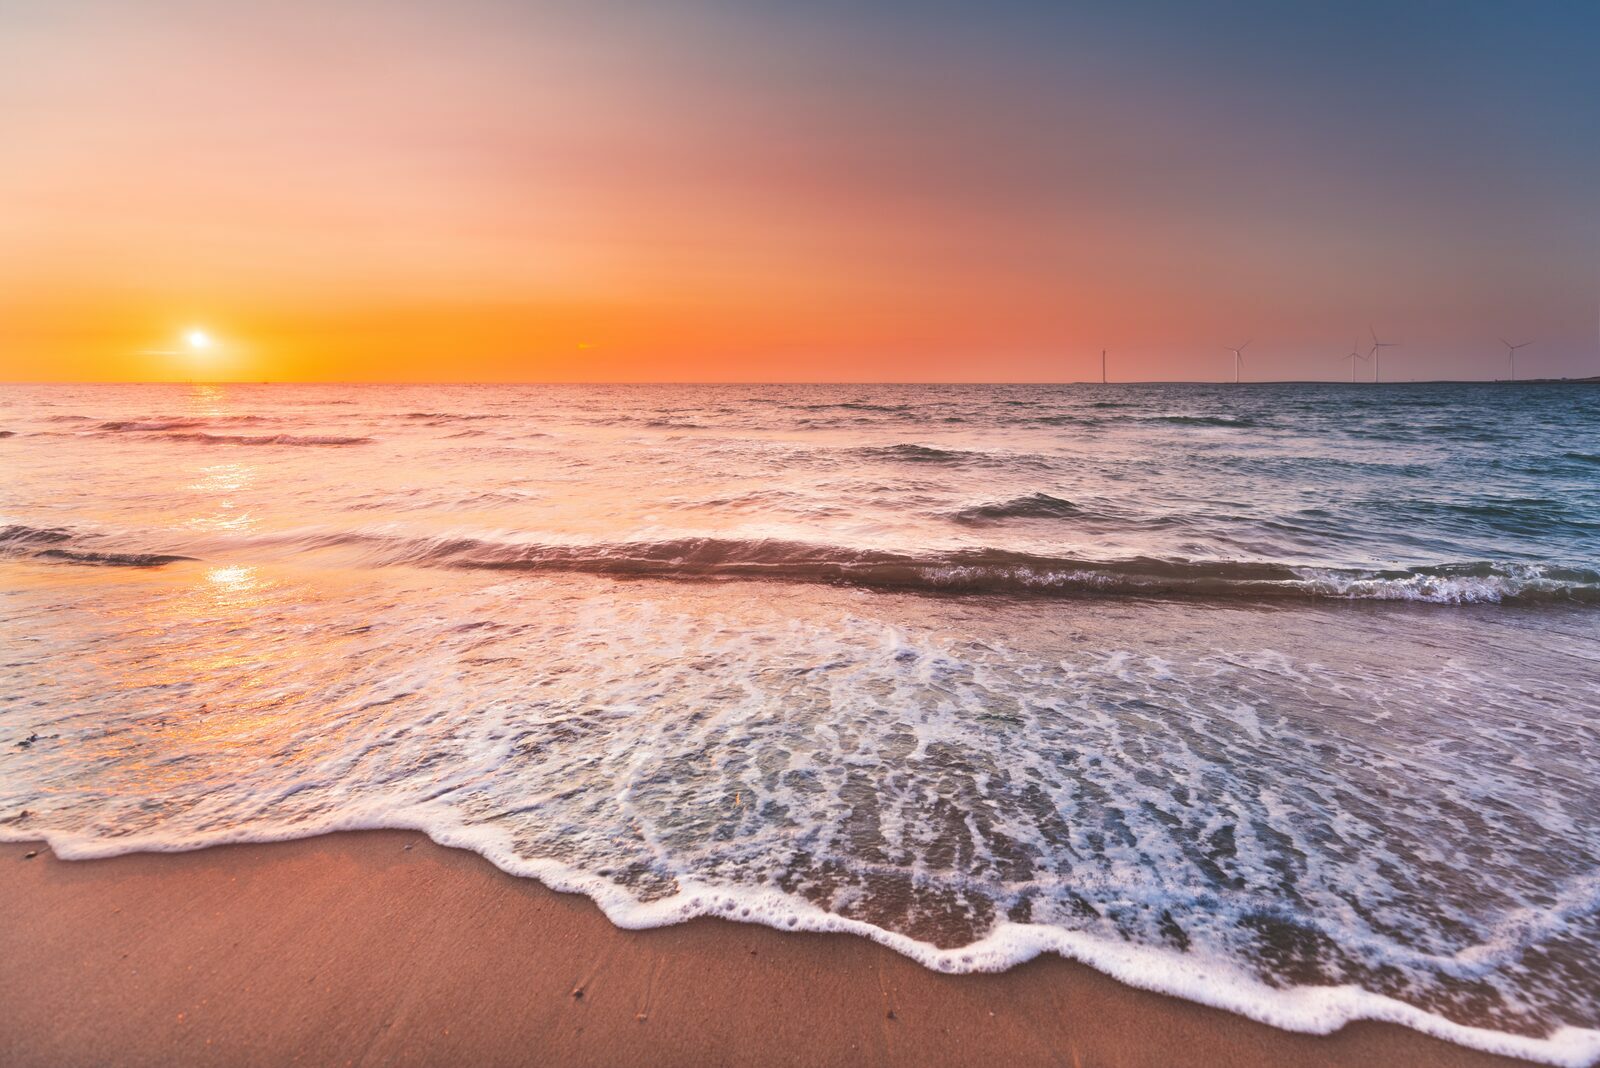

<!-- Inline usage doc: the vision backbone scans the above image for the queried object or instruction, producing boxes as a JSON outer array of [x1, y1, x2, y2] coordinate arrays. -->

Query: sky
[[1, 0, 1597, 382]]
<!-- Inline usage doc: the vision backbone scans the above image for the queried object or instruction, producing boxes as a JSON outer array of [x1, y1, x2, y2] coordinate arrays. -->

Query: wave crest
[[155, 432, 372, 447], [0, 524, 73, 547], [951, 493, 1084, 523], [97, 419, 210, 432], [35, 548, 196, 567], [1, 524, 192, 567], [6, 521, 1594, 604], [319, 533, 1599, 604]]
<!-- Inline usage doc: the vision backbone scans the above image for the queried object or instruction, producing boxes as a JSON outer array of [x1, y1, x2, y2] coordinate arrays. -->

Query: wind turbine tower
[[1228, 340, 1251, 383], [1341, 340, 1367, 383], [1101, 349, 1107, 384], [1501, 338, 1532, 382], [1368, 327, 1398, 383]]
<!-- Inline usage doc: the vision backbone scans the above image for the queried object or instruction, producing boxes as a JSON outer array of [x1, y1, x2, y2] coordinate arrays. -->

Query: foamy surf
[[11, 814, 1600, 1068]]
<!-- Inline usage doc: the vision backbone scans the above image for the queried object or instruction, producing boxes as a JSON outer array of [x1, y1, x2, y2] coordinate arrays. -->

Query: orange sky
[[2, 2, 1596, 382]]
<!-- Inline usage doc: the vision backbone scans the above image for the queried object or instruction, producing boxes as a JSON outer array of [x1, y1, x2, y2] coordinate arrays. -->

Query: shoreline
[[1, 831, 1535, 1067]]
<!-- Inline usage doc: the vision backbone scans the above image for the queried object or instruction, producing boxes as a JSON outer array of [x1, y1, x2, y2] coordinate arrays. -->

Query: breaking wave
[[285, 531, 1600, 604], [6, 519, 1594, 603]]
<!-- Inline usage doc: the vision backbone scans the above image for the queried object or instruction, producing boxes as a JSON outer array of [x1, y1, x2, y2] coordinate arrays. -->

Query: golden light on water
[[206, 565, 257, 590]]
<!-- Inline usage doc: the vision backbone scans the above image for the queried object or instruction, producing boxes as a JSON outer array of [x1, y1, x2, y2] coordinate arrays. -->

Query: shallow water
[[3, 383, 1598, 1064]]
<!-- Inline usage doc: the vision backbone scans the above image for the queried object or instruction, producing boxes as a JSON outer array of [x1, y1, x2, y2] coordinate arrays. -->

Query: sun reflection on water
[[206, 564, 258, 591], [178, 385, 260, 538]]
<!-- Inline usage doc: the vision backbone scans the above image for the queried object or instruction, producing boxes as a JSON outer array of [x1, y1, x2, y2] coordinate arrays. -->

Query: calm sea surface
[[3, 382, 1599, 1063]]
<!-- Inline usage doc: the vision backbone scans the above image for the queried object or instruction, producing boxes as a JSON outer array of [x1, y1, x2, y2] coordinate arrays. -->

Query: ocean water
[[3, 382, 1599, 1064]]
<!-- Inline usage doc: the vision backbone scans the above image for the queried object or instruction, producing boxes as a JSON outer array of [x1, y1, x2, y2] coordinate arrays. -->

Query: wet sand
[[0, 831, 1526, 1067]]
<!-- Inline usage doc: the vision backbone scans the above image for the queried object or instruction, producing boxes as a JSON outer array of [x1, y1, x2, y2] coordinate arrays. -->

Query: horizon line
[[5, 377, 1599, 387]]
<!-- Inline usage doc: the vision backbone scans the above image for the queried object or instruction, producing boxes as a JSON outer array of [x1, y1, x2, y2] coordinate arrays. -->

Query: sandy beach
[[1, 832, 1527, 1068]]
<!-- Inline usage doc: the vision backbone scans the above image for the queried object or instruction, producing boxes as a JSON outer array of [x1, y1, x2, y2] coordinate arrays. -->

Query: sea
[[3, 381, 1598, 1064]]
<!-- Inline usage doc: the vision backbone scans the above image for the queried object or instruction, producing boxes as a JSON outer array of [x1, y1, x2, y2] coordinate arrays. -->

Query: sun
[[186, 328, 213, 351]]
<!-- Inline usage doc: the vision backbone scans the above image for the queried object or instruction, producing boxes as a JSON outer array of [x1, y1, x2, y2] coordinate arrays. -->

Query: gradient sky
[[2, 0, 1597, 382]]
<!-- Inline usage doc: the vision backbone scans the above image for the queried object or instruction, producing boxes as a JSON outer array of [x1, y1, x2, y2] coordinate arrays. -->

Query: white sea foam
[[13, 813, 1600, 1067], [3, 565, 1598, 1064]]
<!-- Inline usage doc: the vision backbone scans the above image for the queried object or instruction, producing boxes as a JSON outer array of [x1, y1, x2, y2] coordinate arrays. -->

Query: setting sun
[[186, 329, 212, 351]]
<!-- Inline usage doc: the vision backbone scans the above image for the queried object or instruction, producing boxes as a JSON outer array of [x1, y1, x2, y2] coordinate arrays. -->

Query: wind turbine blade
[[1500, 338, 1513, 349]]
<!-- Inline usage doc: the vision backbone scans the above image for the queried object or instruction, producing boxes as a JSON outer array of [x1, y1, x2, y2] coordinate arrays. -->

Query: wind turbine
[[1368, 327, 1398, 383], [1227, 340, 1251, 383], [1500, 338, 1532, 382], [1341, 340, 1367, 383], [1101, 349, 1107, 384]]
